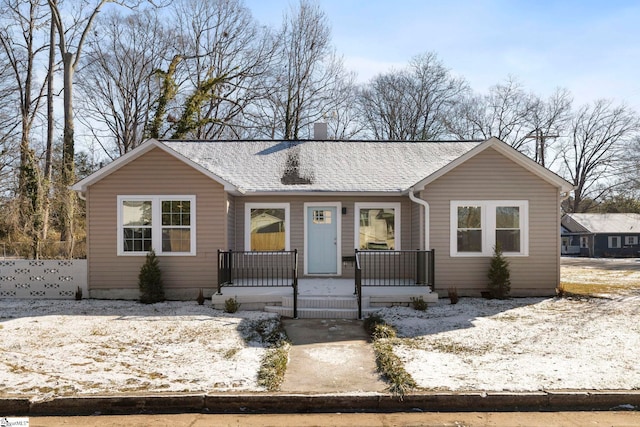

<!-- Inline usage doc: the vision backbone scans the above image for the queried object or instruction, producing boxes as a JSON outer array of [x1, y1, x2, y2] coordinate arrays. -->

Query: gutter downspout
[[408, 187, 430, 250]]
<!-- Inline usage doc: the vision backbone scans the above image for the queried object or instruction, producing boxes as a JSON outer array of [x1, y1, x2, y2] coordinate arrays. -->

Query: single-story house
[[72, 136, 572, 315], [561, 213, 640, 257]]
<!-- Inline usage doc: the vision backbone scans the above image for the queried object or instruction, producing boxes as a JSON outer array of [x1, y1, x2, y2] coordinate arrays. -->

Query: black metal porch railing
[[354, 249, 435, 319], [217, 249, 299, 318]]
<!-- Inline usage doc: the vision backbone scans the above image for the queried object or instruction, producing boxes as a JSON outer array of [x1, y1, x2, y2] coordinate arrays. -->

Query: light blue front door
[[307, 206, 338, 274]]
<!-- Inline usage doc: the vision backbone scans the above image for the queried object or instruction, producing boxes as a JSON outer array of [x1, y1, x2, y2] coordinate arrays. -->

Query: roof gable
[[562, 213, 640, 234], [412, 137, 574, 193], [71, 139, 238, 193]]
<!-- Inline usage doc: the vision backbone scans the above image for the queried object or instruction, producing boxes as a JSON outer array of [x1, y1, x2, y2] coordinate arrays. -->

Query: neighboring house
[[72, 136, 573, 304], [561, 213, 640, 257]]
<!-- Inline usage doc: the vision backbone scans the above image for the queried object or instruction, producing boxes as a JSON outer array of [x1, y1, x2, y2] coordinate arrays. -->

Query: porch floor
[[216, 278, 433, 297]]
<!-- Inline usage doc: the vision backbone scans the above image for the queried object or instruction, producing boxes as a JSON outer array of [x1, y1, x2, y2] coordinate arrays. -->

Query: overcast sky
[[244, 0, 640, 111]]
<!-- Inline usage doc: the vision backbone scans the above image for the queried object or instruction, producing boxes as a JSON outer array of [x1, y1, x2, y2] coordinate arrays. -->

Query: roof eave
[[233, 190, 407, 197]]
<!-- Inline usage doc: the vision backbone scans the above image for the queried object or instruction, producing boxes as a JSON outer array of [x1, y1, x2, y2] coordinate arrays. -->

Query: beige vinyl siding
[[86, 148, 227, 295], [233, 196, 415, 278], [423, 147, 560, 296]]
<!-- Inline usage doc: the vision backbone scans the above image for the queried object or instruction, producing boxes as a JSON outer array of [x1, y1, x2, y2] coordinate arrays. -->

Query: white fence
[[0, 259, 87, 299]]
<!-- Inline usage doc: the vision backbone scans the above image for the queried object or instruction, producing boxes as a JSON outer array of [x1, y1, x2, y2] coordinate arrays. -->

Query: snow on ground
[[381, 294, 640, 391], [0, 300, 279, 399], [2, 258, 640, 398]]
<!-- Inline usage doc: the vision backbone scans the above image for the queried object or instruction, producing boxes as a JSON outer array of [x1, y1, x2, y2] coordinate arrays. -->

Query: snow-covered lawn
[[381, 295, 640, 391], [379, 258, 640, 392], [1, 258, 639, 398], [0, 300, 279, 399]]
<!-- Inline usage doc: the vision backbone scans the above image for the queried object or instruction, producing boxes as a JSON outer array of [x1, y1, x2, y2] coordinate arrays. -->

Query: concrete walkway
[[280, 318, 387, 393]]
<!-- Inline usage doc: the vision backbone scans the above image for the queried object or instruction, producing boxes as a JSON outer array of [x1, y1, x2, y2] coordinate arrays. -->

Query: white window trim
[[117, 195, 196, 256], [625, 236, 638, 245], [609, 236, 621, 249], [450, 200, 529, 257], [354, 202, 401, 250], [244, 203, 291, 251]]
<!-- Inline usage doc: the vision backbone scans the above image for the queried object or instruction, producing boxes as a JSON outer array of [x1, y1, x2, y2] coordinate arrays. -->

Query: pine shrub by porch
[[487, 244, 511, 299], [224, 297, 240, 313], [410, 296, 428, 311], [139, 249, 165, 303]]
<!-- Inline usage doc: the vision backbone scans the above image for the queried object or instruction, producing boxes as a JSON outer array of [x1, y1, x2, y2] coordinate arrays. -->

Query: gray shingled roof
[[160, 139, 481, 193], [563, 213, 640, 233]]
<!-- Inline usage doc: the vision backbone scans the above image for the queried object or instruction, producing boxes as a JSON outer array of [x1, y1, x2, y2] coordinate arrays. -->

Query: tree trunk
[[59, 51, 76, 257], [42, 12, 56, 244]]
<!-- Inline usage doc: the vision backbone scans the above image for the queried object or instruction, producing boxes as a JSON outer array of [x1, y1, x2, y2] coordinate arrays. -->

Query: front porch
[[214, 249, 437, 319], [212, 278, 437, 319]]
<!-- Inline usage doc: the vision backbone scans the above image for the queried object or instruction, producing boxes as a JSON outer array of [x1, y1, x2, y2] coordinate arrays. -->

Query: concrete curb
[[2, 391, 640, 416]]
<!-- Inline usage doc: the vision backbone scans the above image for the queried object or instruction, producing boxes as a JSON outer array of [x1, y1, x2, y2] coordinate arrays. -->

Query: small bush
[[139, 249, 164, 304], [196, 288, 205, 305], [487, 244, 511, 299], [447, 287, 459, 304], [372, 323, 397, 340], [75, 286, 82, 301], [224, 297, 240, 313], [410, 296, 428, 311], [363, 313, 385, 335]]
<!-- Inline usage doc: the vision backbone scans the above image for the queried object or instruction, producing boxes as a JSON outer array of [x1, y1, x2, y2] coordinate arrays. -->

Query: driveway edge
[[1, 391, 640, 416]]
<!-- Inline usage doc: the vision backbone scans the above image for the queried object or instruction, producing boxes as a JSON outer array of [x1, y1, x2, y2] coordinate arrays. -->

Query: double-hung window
[[245, 203, 290, 251], [118, 196, 196, 255], [451, 200, 528, 257], [354, 202, 401, 250]]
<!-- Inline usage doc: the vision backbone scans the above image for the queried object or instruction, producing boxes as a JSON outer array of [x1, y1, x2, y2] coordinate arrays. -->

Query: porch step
[[281, 295, 368, 309], [370, 292, 438, 305], [266, 294, 378, 319], [264, 305, 381, 319]]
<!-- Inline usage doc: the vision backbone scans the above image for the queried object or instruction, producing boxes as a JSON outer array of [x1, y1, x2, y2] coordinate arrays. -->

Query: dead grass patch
[[559, 281, 632, 297], [561, 262, 640, 297]]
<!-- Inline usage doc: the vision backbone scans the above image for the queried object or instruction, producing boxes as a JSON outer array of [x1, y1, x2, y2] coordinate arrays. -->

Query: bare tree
[[523, 88, 572, 168], [252, 0, 352, 140], [0, 48, 20, 200], [48, 0, 143, 252], [357, 71, 410, 140], [447, 77, 534, 147], [0, 0, 51, 257], [42, 1, 57, 241], [626, 137, 640, 195], [447, 78, 572, 167], [358, 52, 468, 140], [169, 0, 275, 139], [325, 71, 364, 139], [76, 9, 174, 158], [560, 99, 640, 213]]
